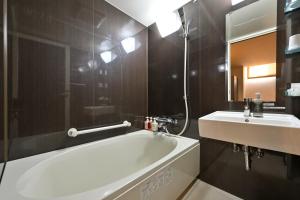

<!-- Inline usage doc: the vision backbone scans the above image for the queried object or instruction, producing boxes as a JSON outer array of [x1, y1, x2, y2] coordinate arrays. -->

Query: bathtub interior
[[16, 133, 178, 199]]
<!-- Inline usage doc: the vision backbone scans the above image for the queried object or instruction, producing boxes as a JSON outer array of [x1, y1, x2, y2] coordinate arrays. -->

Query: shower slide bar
[[67, 121, 131, 137]]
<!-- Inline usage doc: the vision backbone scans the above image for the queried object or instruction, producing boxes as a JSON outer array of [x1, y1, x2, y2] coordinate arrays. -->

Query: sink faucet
[[244, 98, 252, 117]]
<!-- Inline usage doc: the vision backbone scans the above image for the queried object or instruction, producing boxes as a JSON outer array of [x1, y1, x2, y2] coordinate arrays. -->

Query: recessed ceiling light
[[121, 37, 136, 54], [156, 11, 182, 38], [101, 51, 113, 64]]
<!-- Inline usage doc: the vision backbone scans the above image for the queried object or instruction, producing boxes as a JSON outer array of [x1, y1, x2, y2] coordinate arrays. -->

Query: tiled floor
[[183, 180, 242, 200]]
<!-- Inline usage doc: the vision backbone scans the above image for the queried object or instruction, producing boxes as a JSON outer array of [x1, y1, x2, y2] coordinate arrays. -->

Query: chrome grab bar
[[67, 121, 131, 137]]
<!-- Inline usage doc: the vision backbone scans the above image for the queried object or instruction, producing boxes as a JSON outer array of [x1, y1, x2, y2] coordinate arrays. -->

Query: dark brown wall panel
[[6, 0, 148, 160], [0, 0, 4, 179], [148, 0, 300, 199]]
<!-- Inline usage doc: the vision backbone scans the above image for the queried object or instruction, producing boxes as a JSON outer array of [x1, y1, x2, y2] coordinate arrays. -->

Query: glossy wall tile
[[0, 0, 4, 178], [5, 0, 148, 160], [148, 0, 300, 199]]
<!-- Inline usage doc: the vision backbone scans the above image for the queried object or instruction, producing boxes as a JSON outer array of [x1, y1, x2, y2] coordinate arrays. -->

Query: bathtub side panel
[[113, 144, 200, 200]]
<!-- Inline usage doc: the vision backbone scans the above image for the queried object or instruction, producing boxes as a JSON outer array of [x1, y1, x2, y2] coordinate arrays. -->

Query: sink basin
[[199, 111, 300, 155]]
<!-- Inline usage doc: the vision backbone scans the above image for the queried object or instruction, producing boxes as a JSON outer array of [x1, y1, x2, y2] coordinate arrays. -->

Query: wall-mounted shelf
[[285, 95, 300, 98], [285, 0, 300, 14], [285, 48, 300, 55]]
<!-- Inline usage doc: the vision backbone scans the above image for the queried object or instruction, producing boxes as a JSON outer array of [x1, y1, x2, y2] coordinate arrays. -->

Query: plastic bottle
[[144, 117, 150, 130], [151, 118, 158, 132], [148, 117, 153, 130], [253, 93, 263, 117], [243, 98, 251, 117]]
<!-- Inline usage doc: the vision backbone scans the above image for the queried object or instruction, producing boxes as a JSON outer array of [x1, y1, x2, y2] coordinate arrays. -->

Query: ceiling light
[[78, 66, 89, 73], [156, 11, 182, 38], [247, 63, 276, 79], [121, 37, 136, 53], [88, 60, 98, 70], [101, 51, 113, 63]]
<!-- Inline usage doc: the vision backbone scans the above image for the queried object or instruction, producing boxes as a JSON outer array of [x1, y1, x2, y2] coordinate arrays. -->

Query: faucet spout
[[155, 117, 177, 125], [244, 98, 252, 117], [155, 117, 178, 133]]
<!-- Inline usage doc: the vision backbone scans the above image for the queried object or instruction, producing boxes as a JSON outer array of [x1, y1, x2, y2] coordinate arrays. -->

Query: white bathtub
[[0, 130, 200, 200]]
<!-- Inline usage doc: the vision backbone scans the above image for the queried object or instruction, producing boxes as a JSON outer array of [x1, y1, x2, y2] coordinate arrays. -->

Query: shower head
[[178, 8, 186, 30], [178, 7, 189, 37]]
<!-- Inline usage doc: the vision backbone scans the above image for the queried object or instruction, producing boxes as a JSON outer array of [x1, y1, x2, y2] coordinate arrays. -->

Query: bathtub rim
[[0, 130, 199, 200], [16, 132, 179, 199]]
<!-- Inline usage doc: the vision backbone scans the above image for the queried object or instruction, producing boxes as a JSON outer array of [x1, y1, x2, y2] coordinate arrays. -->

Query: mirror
[[226, 0, 277, 102]]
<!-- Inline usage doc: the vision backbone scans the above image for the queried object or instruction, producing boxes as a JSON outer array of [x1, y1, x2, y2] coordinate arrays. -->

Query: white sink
[[199, 111, 300, 155]]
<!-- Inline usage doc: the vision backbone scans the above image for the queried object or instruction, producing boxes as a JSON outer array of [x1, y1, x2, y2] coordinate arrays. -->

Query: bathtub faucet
[[155, 117, 178, 125], [155, 117, 177, 133]]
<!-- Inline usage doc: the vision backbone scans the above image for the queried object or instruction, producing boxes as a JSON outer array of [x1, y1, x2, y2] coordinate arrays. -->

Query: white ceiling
[[105, 0, 191, 27]]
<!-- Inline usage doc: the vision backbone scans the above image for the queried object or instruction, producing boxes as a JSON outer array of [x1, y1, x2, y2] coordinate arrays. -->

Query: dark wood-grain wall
[[3, 0, 148, 160], [0, 0, 4, 179], [148, 0, 300, 199]]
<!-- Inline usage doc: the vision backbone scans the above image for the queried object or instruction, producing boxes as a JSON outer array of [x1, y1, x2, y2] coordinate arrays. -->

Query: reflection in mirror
[[226, 0, 277, 102]]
